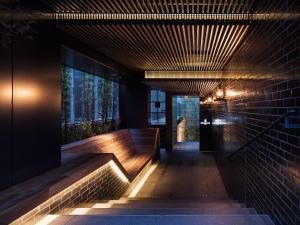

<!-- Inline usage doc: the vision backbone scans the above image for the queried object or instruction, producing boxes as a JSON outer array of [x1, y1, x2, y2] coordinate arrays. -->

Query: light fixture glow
[[109, 160, 129, 183], [0, 85, 12, 104], [226, 90, 245, 97], [15, 88, 33, 98], [129, 163, 158, 198], [34, 215, 59, 225], [207, 97, 213, 102], [69, 208, 91, 215], [216, 89, 224, 98]]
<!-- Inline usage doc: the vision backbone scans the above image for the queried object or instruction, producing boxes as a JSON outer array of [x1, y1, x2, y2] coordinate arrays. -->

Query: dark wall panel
[[119, 83, 148, 129], [11, 24, 61, 184], [0, 21, 61, 190], [165, 93, 173, 151], [0, 42, 13, 189]]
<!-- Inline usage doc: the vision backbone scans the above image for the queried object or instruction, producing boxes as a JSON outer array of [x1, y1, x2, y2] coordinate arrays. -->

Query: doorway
[[172, 96, 200, 151]]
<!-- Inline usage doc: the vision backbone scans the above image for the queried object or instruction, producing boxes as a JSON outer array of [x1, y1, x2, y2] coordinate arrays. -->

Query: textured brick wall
[[11, 163, 129, 225], [212, 1, 300, 225], [212, 79, 300, 225]]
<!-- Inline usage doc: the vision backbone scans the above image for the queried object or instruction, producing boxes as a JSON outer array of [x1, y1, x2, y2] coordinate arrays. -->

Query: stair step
[[110, 202, 245, 209], [87, 198, 245, 207], [66, 207, 257, 215], [126, 198, 239, 203], [73, 201, 245, 210], [49, 215, 275, 225]]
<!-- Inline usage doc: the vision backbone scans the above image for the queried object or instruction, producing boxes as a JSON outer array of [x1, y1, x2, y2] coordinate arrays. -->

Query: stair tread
[[111, 202, 245, 208], [67, 207, 257, 215], [76, 202, 245, 209], [49, 215, 274, 225]]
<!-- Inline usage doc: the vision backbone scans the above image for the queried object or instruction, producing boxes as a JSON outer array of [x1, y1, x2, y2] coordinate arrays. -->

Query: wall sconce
[[216, 89, 224, 98]]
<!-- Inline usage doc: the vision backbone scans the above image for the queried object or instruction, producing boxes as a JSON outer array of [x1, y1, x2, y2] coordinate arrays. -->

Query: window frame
[[148, 89, 166, 125]]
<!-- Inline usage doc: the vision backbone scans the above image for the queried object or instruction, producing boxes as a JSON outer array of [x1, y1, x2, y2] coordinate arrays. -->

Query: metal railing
[[228, 109, 296, 159]]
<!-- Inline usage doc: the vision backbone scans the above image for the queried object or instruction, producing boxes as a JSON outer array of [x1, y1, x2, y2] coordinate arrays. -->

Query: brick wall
[[212, 79, 300, 225], [11, 162, 129, 225], [212, 1, 300, 225]]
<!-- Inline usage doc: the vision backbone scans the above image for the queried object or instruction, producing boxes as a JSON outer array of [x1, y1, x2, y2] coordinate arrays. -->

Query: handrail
[[228, 109, 295, 159]]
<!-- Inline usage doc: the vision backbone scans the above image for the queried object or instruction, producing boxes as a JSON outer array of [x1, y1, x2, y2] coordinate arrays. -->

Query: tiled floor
[[135, 149, 228, 200], [173, 142, 200, 151]]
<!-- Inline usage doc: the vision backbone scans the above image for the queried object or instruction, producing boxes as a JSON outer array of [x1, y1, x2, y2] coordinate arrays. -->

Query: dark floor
[[173, 142, 200, 151], [135, 149, 228, 200]]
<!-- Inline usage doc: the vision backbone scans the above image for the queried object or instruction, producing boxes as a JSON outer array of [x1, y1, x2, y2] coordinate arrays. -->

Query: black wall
[[0, 22, 61, 190], [0, 37, 13, 190], [119, 83, 148, 129]]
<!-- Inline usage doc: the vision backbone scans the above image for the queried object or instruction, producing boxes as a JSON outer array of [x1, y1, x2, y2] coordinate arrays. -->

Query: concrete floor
[[135, 149, 228, 200]]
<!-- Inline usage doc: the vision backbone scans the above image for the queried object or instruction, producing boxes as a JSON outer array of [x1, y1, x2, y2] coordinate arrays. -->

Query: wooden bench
[[62, 128, 160, 181], [0, 128, 160, 224]]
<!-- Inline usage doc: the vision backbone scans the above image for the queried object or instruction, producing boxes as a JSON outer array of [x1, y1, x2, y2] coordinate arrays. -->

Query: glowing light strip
[[34, 215, 59, 225], [92, 198, 128, 208], [13, 160, 128, 225], [109, 160, 129, 183], [129, 163, 158, 198], [145, 71, 223, 79], [69, 208, 91, 215], [145, 71, 273, 79]]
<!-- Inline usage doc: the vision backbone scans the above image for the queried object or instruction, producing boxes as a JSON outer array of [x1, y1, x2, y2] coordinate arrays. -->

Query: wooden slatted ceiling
[[59, 24, 249, 71], [143, 79, 220, 96], [42, 0, 256, 14]]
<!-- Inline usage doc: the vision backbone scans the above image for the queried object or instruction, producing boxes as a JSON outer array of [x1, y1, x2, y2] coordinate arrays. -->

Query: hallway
[[1, 1, 299, 225], [135, 150, 228, 200]]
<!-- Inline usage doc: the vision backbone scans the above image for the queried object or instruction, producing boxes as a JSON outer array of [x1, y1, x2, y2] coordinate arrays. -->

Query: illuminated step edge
[[35, 215, 60, 225], [62, 161, 157, 214], [128, 163, 158, 198], [21, 160, 158, 224], [11, 160, 129, 225], [62, 162, 158, 217]]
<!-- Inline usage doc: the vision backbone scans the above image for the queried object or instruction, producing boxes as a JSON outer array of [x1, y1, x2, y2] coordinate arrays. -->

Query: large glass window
[[148, 89, 166, 125], [61, 66, 120, 144]]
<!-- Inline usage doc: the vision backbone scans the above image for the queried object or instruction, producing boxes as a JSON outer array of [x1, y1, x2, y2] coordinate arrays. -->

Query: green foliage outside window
[[61, 66, 120, 144]]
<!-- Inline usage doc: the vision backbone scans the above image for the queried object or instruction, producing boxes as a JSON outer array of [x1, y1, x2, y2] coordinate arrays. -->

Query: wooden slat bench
[[0, 128, 160, 224], [62, 128, 160, 181]]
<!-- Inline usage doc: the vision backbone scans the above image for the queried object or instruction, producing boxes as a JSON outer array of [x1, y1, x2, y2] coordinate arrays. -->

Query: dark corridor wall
[[213, 79, 300, 225], [212, 3, 300, 224], [0, 23, 61, 190], [119, 83, 148, 129]]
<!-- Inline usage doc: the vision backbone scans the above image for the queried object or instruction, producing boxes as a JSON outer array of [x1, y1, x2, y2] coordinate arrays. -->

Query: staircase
[[43, 152, 275, 225], [47, 197, 275, 225]]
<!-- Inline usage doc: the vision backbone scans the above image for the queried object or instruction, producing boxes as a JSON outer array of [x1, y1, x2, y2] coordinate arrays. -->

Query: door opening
[[172, 96, 200, 151]]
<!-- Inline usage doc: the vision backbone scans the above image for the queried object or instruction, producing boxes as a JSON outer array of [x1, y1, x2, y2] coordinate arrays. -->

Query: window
[[61, 66, 119, 124], [148, 89, 166, 125], [61, 65, 120, 144]]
